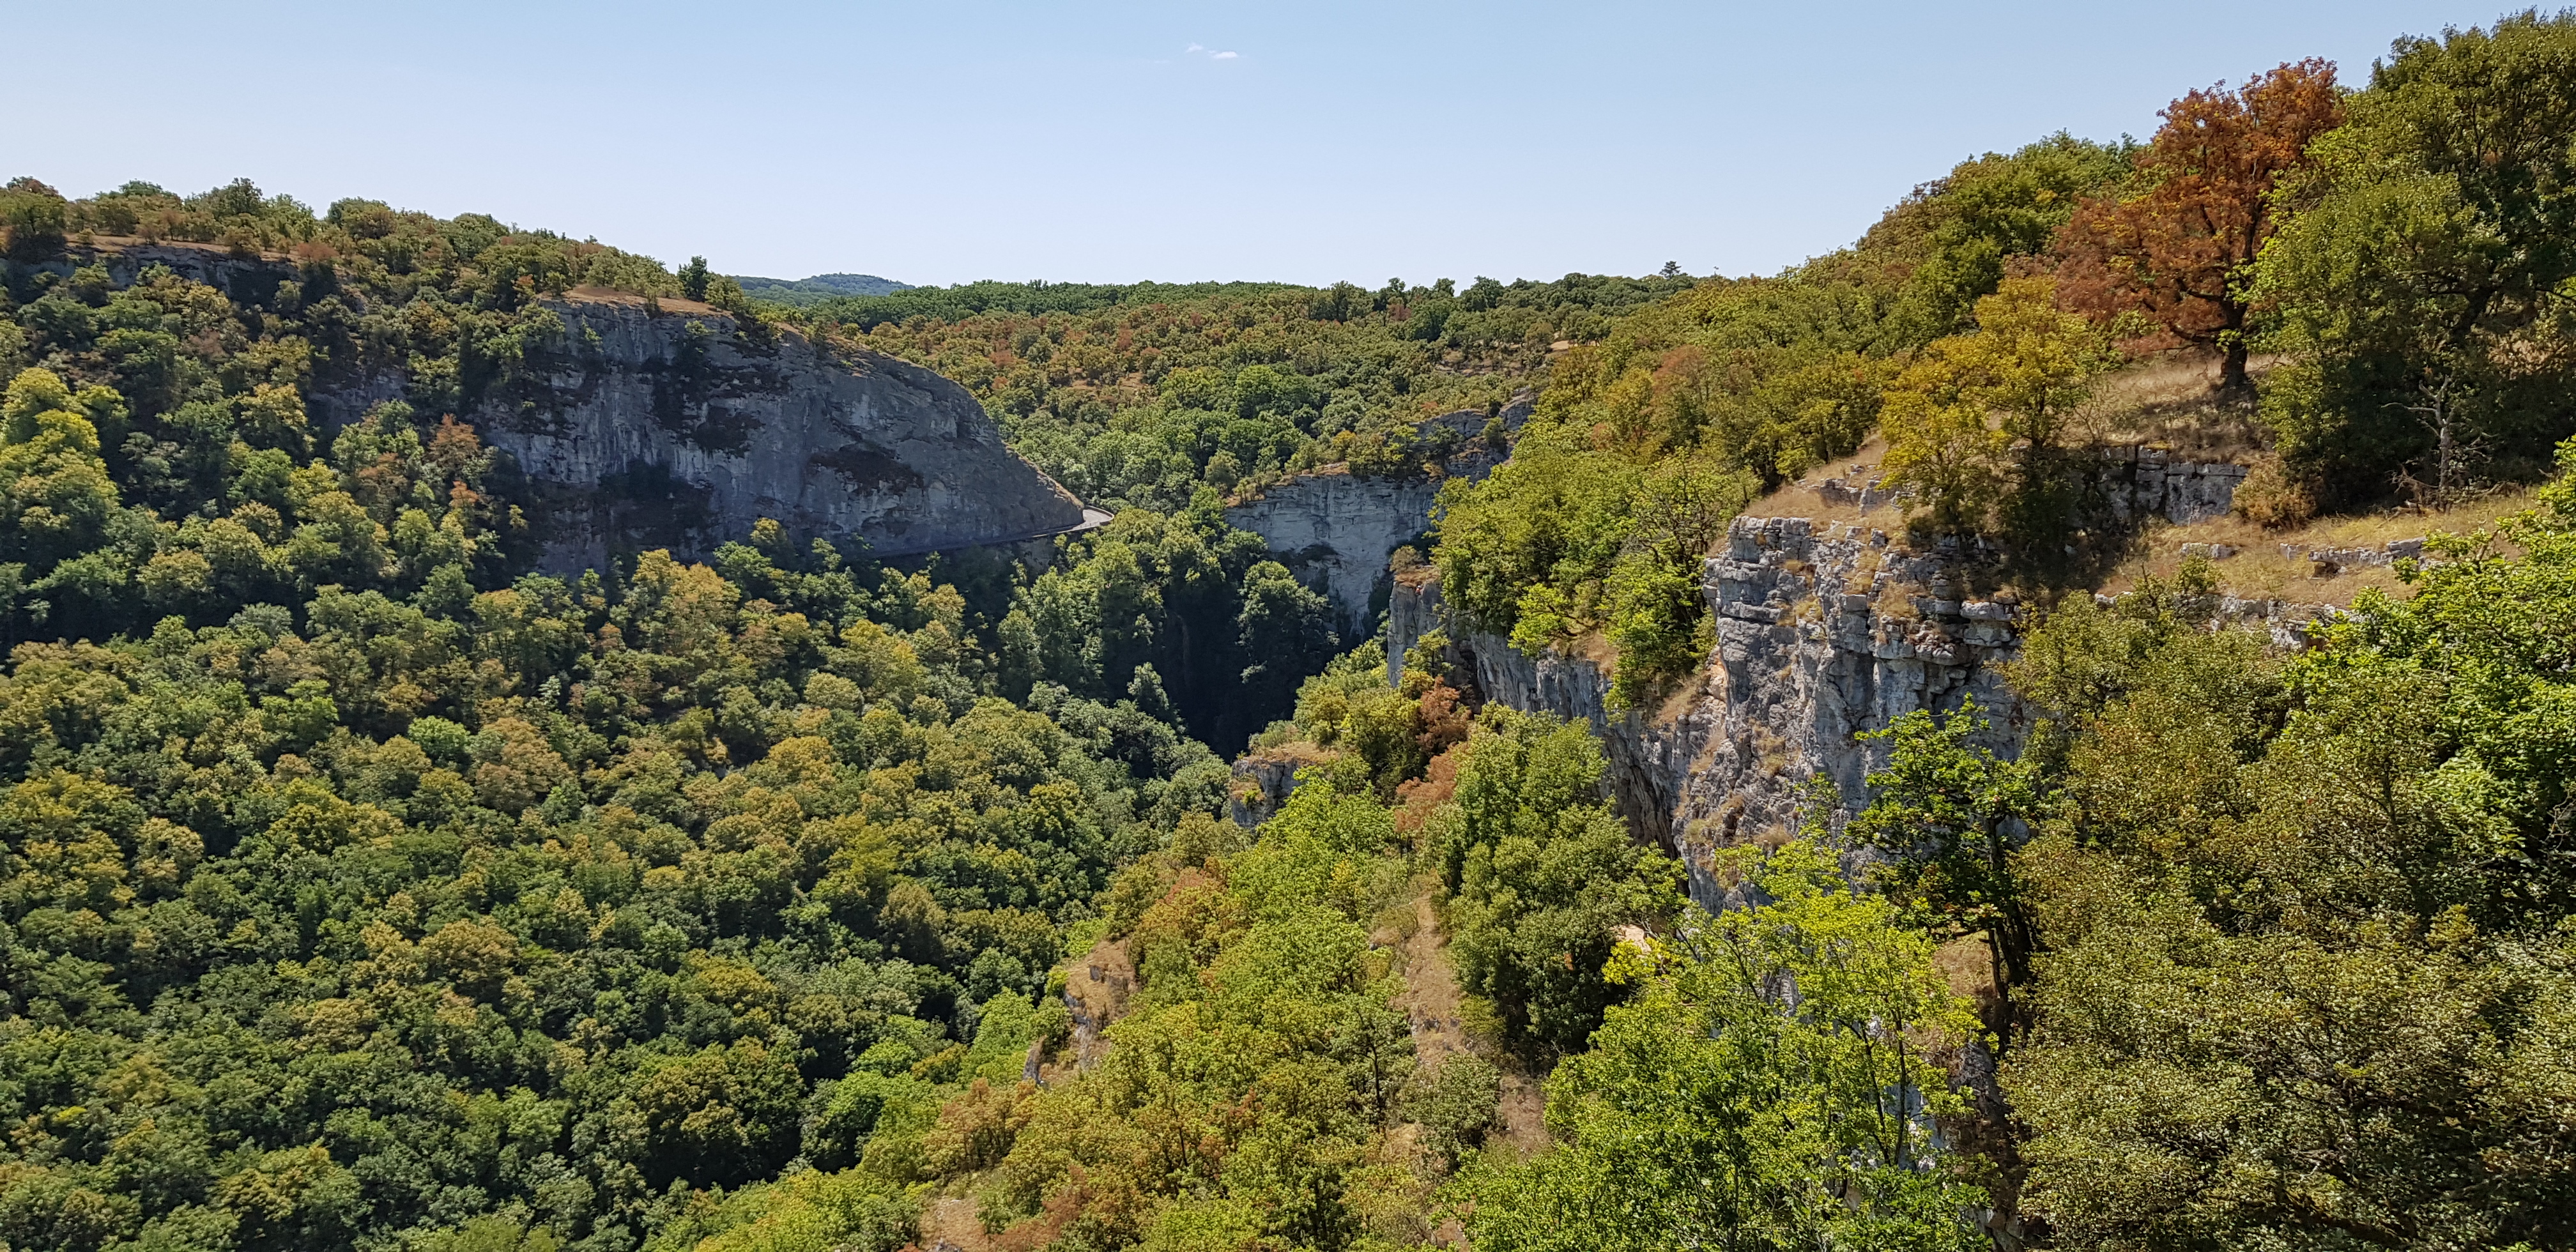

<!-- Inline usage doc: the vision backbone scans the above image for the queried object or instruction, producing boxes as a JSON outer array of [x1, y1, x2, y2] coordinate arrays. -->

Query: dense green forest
[[726, 275, 911, 307], [0, 9, 2572, 1252], [0, 152, 1666, 1251], [810, 271, 1695, 511]]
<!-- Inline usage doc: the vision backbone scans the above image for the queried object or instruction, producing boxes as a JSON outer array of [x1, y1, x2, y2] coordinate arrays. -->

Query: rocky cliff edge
[[47, 241, 1093, 570], [480, 291, 1091, 570], [1223, 397, 1529, 638], [1388, 456, 2366, 908]]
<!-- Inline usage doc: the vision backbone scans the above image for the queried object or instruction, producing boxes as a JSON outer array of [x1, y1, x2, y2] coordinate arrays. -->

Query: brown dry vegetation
[[562, 284, 722, 316], [2100, 489, 2529, 604], [1741, 434, 1896, 526], [1380, 886, 1549, 1156], [1054, 936, 1135, 1078], [2074, 349, 2273, 459], [920, 1197, 1001, 1252]]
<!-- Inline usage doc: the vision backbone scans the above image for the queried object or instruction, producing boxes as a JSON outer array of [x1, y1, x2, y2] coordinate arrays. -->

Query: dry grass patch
[[562, 284, 719, 315], [1743, 435, 1897, 526], [2101, 487, 2531, 605], [2075, 349, 2271, 461]]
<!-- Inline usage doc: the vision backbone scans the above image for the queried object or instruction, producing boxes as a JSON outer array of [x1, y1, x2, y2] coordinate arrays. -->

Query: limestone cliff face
[[1227, 741, 1338, 829], [1224, 399, 1527, 638], [1672, 515, 2340, 878], [1224, 471, 1448, 638], [478, 296, 1090, 570], [1390, 571, 1733, 900], [1388, 457, 2324, 908], [1393, 525, 2043, 907], [54, 241, 1091, 570], [1811, 445, 2250, 527], [1683, 519, 2035, 860]]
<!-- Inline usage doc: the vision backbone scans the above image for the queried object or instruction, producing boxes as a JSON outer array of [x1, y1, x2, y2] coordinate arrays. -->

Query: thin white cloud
[[1212, 50, 1238, 59], [1184, 43, 1241, 60]]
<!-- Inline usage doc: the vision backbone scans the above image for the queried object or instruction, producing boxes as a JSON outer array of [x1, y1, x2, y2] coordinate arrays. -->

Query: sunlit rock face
[[1224, 398, 1526, 639], [58, 245, 1089, 569], [1392, 484, 2354, 912], [470, 296, 1089, 570], [1385, 514, 2033, 904], [1224, 470, 1446, 639]]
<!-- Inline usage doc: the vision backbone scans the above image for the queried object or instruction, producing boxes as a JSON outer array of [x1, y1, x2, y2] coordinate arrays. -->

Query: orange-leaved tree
[[2055, 59, 2344, 394]]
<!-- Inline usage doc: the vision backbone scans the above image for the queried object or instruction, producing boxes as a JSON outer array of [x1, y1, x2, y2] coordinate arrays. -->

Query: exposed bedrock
[[470, 298, 1090, 571], [1223, 398, 1528, 639], [50, 241, 1093, 571], [1389, 460, 2337, 908], [1810, 445, 2251, 527], [1225, 471, 1448, 639], [1392, 524, 2023, 906]]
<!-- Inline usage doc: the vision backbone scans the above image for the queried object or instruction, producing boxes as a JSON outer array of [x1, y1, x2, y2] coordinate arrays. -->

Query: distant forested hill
[[730, 271, 912, 305], [802, 272, 1699, 512]]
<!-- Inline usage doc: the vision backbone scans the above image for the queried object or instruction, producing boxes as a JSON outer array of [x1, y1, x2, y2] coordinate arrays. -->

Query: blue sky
[[8, 1, 2506, 287]]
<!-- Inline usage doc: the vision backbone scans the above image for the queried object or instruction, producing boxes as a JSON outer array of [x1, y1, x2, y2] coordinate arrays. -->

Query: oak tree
[[2055, 60, 2343, 394]]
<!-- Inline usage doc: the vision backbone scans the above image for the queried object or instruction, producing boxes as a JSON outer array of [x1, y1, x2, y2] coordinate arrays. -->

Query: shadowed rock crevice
[[811, 438, 928, 492]]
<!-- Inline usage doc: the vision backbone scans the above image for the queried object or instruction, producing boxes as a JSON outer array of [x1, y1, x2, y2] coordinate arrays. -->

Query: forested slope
[[808, 271, 1694, 512], [0, 351, 1238, 1252], [0, 159, 1683, 1252], [1406, 13, 2576, 1251]]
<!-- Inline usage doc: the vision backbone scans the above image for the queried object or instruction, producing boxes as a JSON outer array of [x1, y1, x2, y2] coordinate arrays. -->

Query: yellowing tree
[[0, 368, 125, 565], [1881, 277, 2112, 537]]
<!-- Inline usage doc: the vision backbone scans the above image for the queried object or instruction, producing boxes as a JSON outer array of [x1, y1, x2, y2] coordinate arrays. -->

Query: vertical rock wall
[[1224, 471, 1447, 639], [1386, 455, 2302, 908], [1686, 518, 2032, 851], [1388, 572, 1726, 894], [1225, 399, 1528, 639], [1392, 520, 2026, 906], [477, 296, 1091, 570], [2094, 447, 2251, 524]]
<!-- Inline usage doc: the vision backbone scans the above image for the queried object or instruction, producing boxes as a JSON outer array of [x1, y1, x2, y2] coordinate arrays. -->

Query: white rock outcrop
[[1223, 399, 1526, 638]]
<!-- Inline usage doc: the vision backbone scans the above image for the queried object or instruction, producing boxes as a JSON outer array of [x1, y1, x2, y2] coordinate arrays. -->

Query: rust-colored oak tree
[[2055, 59, 2344, 394]]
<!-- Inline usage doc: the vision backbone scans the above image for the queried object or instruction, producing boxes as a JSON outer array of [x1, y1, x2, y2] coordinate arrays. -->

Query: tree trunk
[[2220, 337, 2252, 397]]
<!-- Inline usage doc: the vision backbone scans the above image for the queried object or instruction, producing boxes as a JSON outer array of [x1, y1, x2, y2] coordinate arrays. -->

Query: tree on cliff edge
[[2055, 59, 2343, 395]]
